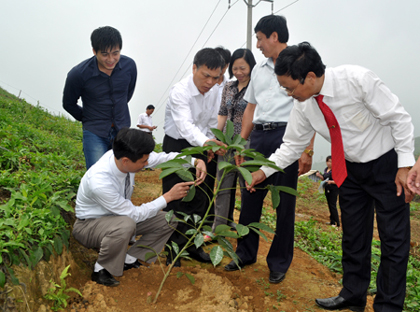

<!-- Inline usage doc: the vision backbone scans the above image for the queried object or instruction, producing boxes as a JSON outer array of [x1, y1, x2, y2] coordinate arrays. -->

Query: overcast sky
[[1, 0, 419, 165]]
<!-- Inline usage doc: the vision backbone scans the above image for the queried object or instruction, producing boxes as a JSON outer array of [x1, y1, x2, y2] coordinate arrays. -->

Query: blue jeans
[[83, 128, 117, 169]]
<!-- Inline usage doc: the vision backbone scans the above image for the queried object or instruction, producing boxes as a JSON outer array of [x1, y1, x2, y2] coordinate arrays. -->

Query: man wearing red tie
[[248, 42, 414, 312]]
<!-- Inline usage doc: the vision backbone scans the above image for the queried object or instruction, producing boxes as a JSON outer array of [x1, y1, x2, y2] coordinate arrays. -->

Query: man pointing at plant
[[72, 128, 206, 287]]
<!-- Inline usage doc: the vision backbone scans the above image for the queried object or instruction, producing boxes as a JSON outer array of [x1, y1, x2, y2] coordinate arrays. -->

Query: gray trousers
[[73, 211, 177, 276], [212, 151, 245, 231]]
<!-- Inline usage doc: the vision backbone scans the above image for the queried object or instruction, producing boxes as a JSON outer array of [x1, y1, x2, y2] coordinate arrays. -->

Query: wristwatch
[[304, 149, 314, 157]]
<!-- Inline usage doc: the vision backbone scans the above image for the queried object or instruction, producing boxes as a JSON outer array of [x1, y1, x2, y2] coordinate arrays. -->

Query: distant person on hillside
[[137, 104, 157, 135], [247, 42, 414, 311], [163, 48, 226, 267], [72, 128, 206, 287], [316, 156, 340, 227], [63, 26, 137, 170]]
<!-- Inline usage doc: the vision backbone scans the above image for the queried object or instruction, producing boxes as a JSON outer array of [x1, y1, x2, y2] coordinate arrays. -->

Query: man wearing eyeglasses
[[224, 15, 314, 285], [248, 41, 414, 312], [63, 26, 137, 169]]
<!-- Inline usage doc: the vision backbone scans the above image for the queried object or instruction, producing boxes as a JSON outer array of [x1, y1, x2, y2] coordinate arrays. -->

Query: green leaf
[[248, 222, 275, 234], [216, 231, 239, 239], [194, 233, 204, 249], [217, 237, 235, 253], [249, 227, 268, 241], [210, 128, 226, 143], [218, 161, 235, 172], [175, 169, 194, 182], [237, 167, 252, 185], [210, 245, 224, 266], [0, 271, 5, 288], [6, 267, 19, 285], [225, 120, 234, 142], [269, 185, 280, 209], [159, 167, 181, 179], [185, 229, 198, 235], [165, 210, 174, 223], [171, 242, 179, 255], [235, 224, 250, 237], [214, 224, 231, 234], [182, 185, 196, 202], [276, 185, 298, 197], [53, 236, 63, 255], [144, 251, 157, 262], [185, 273, 195, 285], [192, 214, 201, 224], [176, 272, 183, 278]]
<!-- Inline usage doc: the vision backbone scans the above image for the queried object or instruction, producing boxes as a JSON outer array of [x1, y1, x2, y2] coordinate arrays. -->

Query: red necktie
[[315, 95, 347, 187]]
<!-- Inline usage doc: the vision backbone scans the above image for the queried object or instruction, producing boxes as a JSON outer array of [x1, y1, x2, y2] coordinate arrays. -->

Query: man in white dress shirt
[[137, 104, 157, 135], [73, 128, 206, 287], [163, 48, 225, 266], [224, 15, 314, 285], [249, 42, 414, 312]]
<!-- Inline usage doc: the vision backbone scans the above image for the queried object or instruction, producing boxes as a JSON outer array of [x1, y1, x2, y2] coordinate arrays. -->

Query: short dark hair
[[275, 42, 326, 81], [146, 104, 155, 110], [215, 46, 231, 68], [254, 15, 289, 43], [326, 155, 332, 162], [113, 128, 155, 162], [228, 48, 256, 79], [193, 48, 224, 70], [91, 26, 122, 52]]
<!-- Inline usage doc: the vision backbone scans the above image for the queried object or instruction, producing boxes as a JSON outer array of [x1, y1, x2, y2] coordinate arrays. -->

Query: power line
[[273, 0, 299, 14]]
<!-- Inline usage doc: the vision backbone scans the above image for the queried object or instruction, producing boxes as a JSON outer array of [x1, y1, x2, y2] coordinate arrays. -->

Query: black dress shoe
[[315, 295, 365, 311], [123, 260, 142, 271], [189, 249, 212, 263], [91, 269, 120, 287], [224, 260, 243, 271], [166, 257, 181, 267], [269, 271, 285, 284]]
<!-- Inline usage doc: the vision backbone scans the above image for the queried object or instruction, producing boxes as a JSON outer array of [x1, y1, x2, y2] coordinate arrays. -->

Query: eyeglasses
[[280, 78, 305, 96]]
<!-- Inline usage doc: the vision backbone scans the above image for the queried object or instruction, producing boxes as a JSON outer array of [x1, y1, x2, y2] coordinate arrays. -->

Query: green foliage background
[[0, 87, 85, 287]]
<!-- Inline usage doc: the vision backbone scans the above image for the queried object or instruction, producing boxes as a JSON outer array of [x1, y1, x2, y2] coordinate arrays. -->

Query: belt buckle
[[262, 122, 272, 131]]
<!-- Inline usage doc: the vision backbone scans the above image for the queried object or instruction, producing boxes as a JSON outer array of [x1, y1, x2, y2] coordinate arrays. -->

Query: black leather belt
[[254, 122, 287, 131]]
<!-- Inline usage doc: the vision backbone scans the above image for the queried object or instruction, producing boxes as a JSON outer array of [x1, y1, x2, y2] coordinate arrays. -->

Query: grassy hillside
[[0, 87, 85, 286]]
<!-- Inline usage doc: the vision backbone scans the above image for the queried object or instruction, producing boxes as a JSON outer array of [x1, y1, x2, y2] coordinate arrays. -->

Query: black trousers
[[338, 149, 410, 311], [325, 185, 340, 226], [162, 135, 217, 253], [236, 127, 298, 273]]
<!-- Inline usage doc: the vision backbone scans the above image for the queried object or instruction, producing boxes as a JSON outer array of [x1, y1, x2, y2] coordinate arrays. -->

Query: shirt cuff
[[196, 133, 210, 147], [397, 152, 416, 168], [152, 196, 168, 210], [260, 165, 277, 179]]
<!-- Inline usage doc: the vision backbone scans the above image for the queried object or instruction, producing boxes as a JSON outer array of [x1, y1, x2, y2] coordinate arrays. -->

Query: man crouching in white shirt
[[73, 128, 206, 287]]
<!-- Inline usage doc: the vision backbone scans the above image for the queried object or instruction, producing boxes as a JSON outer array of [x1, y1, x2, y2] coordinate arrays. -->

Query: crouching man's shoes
[[224, 260, 243, 271], [315, 296, 365, 311], [123, 260, 142, 271], [91, 269, 120, 287], [269, 271, 285, 284]]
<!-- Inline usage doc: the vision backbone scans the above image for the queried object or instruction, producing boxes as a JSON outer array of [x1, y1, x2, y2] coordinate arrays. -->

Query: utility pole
[[244, 0, 274, 50]]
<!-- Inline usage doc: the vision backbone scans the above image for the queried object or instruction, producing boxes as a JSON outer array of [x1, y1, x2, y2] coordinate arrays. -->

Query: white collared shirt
[[261, 65, 415, 177], [244, 58, 294, 124], [164, 74, 219, 147], [137, 112, 153, 133], [75, 150, 182, 222]]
